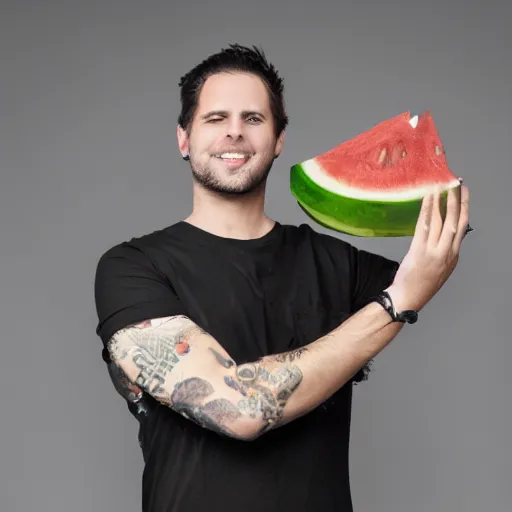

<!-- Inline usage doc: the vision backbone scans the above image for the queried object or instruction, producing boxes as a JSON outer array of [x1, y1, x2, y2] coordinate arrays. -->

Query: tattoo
[[108, 316, 197, 395], [271, 347, 308, 363], [202, 399, 242, 423], [224, 376, 246, 395], [170, 378, 241, 436], [213, 349, 305, 432], [236, 364, 258, 382], [167, 353, 303, 437], [107, 361, 144, 403], [209, 348, 235, 368], [235, 364, 302, 427], [172, 377, 214, 402], [108, 315, 305, 439], [221, 356, 304, 432], [106, 361, 151, 418]]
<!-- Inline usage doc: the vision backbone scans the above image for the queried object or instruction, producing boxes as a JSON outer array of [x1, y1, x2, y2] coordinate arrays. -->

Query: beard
[[189, 152, 276, 196]]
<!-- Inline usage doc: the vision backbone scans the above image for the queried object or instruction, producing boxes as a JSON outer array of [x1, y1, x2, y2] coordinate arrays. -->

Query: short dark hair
[[177, 44, 289, 136]]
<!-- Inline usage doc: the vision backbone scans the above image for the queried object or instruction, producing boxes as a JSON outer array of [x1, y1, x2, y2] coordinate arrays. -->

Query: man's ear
[[274, 130, 286, 159], [177, 124, 190, 160]]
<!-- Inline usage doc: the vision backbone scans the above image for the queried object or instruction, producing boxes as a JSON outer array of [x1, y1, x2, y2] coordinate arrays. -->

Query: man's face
[[177, 72, 284, 195]]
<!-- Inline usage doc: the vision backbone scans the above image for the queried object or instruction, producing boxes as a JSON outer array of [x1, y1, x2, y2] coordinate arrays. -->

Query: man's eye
[[247, 117, 262, 123], [207, 117, 223, 123]]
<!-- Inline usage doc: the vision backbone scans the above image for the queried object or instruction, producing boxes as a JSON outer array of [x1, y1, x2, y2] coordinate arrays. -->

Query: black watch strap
[[371, 290, 418, 324]]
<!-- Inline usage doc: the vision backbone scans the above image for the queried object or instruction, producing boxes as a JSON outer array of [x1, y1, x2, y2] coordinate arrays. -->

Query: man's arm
[[108, 303, 403, 441], [107, 185, 469, 441]]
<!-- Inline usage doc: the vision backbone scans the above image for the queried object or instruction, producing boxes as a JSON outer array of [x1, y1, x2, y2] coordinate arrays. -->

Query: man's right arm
[[107, 302, 403, 441]]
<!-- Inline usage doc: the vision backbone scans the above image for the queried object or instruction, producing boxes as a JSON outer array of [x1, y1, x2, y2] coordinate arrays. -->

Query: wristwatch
[[371, 290, 418, 324]]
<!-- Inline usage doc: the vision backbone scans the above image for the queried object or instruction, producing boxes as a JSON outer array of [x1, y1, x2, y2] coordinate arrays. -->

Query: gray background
[[1, 0, 510, 511]]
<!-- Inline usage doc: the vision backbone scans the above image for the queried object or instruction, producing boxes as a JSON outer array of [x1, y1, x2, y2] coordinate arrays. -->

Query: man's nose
[[225, 117, 244, 139]]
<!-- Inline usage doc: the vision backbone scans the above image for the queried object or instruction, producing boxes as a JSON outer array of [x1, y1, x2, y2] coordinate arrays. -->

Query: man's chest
[[155, 244, 352, 362]]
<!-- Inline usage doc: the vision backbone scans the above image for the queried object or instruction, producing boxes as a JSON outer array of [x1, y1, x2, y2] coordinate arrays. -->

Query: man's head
[[176, 44, 289, 196]]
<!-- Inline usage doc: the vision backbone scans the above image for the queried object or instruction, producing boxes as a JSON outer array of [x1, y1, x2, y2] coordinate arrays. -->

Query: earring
[[182, 153, 190, 161]]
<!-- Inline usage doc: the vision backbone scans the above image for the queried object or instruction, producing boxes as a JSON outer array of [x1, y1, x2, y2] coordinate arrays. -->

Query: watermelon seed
[[435, 145, 443, 156], [378, 148, 387, 165], [378, 146, 406, 167]]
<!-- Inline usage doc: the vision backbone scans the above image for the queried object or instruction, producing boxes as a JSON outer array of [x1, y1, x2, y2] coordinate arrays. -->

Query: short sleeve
[[94, 243, 188, 349], [350, 246, 400, 313]]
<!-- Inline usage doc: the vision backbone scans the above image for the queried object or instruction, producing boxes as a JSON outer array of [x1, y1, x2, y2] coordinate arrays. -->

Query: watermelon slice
[[290, 111, 461, 237]]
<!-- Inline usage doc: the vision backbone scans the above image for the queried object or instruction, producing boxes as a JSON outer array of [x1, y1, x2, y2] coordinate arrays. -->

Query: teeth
[[216, 153, 247, 159]]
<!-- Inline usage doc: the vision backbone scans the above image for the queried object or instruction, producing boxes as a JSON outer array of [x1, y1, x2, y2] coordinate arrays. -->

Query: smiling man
[[94, 44, 469, 512], [183, 71, 281, 196]]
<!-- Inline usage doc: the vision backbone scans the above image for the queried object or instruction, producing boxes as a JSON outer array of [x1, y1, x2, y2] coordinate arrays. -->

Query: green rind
[[290, 163, 452, 237]]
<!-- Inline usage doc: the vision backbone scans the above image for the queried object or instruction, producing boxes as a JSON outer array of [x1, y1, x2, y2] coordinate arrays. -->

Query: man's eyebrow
[[243, 110, 267, 119], [200, 110, 267, 120], [200, 110, 228, 119]]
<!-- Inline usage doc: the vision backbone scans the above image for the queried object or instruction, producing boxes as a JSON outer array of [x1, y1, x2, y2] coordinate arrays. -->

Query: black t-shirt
[[94, 221, 399, 512]]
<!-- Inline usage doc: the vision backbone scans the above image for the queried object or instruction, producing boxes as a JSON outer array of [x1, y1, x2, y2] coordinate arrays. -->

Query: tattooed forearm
[[107, 315, 307, 440], [163, 360, 302, 439], [206, 348, 304, 435]]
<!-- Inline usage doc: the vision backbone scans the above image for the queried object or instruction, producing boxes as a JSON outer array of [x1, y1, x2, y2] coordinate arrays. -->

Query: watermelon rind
[[290, 161, 460, 237]]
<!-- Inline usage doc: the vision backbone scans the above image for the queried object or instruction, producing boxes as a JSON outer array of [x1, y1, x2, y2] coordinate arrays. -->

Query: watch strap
[[371, 290, 418, 324]]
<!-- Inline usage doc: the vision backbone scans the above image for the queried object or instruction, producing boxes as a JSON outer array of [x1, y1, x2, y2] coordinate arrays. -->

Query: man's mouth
[[213, 152, 251, 166]]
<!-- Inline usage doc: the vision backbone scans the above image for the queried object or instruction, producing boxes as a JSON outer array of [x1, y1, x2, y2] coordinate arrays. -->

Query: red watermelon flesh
[[289, 110, 461, 236]]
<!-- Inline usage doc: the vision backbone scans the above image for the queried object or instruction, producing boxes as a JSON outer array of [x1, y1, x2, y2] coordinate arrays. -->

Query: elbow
[[229, 418, 270, 442], [202, 414, 267, 442], [206, 417, 262, 442], [173, 403, 264, 442]]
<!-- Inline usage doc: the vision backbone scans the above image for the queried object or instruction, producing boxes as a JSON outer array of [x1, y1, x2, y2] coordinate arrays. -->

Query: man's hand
[[387, 184, 470, 312]]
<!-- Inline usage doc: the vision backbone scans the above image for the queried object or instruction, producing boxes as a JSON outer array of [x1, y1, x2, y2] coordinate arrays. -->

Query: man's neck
[[183, 185, 275, 241]]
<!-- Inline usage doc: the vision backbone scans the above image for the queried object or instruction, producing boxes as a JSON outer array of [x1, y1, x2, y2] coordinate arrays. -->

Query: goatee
[[190, 162, 273, 196]]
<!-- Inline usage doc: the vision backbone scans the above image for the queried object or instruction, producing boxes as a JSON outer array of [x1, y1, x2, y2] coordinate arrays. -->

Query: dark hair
[[177, 44, 289, 136]]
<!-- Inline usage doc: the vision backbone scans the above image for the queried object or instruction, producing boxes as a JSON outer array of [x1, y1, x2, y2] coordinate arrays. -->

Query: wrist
[[377, 286, 419, 324], [384, 284, 417, 312]]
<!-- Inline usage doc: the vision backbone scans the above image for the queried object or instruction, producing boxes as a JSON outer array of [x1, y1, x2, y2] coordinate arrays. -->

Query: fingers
[[410, 185, 469, 256], [452, 185, 470, 253], [427, 191, 444, 246], [410, 193, 433, 251], [437, 185, 462, 252]]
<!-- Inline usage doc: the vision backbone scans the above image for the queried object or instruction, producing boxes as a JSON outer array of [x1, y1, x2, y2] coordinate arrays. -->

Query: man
[[94, 44, 469, 512]]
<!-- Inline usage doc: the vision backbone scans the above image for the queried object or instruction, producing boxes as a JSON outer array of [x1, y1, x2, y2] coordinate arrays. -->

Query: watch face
[[400, 309, 418, 324]]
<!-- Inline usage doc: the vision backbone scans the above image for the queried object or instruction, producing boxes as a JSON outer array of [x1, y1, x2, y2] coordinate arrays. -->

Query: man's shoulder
[[96, 222, 182, 268]]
